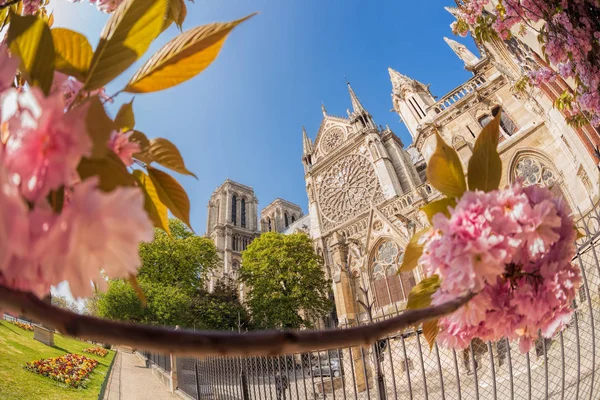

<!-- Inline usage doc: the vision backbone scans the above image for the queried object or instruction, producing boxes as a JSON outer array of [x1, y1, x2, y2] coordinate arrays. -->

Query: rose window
[[321, 128, 344, 154], [515, 157, 557, 188], [317, 154, 378, 222]]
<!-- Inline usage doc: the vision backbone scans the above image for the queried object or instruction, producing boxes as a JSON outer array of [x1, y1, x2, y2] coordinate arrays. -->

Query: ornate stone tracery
[[317, 154, 380, 225], [514, 156, 556, 187], [321, 127, 345, 154]]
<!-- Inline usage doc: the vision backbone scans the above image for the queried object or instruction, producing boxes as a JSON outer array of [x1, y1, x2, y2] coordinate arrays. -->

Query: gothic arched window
[[268, 218, 272, 232], [241, 198, 246, 228], [479, 107, 517, 137], [514, 156, 557, 187], [371, 241, 415, 308], [231, 195, 237, 225], [284, 213, 289, 228], [292, 215, 296, 223]]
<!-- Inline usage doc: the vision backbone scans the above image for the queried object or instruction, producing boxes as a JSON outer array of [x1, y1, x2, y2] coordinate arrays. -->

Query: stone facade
[[206, 21, 600, 328]]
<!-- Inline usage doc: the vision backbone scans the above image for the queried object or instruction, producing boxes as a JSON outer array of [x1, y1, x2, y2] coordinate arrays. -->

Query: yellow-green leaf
[[128, 275, 147, 307], [423, 319, 439, 350], [575, 225, 586, 240], [84, 0, 169, 91], [51, 28, 93, 81], [7, 14, 55, 95], [149, 138, 196, 178], [115, 99, 135, 131], [421, 197, 456, 223], [399, 228, 430, 273], [130, 130, 152, 163], [406, 275, 440, 310], [85, 96, 115, 159], [426, 131, 466, 198], [133, 169, 170, 235], [147, 166, 192, 230], [467, 109, 502, 192], [124, 13, 256, 93], [78, 152, 136, 191]]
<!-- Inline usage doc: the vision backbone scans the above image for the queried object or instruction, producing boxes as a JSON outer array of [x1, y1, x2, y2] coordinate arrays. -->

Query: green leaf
[[115, 99, 135, 131], [421, 197, 456, 223], [426, 131, 466, 198], [399, 228, 430, 273], [85, 96, 115, 159], [406, 275, 440, 310], [149, 138, 196, 178], [133, 169, 170, 235], [467, 109, 502, 192], [124, 13, 256, 93], [423, 319, 439, 350], [78, 152, 136, 191], [51, 28, 93, 81], [7, 14, 55, 95], [130, 130, 153, 163], [84, 0, 169, 91], [147, 166, 192, 230]]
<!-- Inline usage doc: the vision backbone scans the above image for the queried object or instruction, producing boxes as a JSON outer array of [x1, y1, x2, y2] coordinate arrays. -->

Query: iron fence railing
[[143, 350, 172, 373], [169, 206, 600, 399]]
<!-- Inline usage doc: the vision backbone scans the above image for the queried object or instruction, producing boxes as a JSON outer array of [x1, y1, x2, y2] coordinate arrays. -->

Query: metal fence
[[143, 350, 172, 372], [171, 206, 600, 400]]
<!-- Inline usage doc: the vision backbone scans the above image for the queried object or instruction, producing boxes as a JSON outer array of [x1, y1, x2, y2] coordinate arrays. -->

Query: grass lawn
[[0, 320, 115, 400]]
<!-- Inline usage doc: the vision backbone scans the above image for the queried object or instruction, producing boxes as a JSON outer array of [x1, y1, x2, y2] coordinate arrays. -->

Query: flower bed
[[82, 347, 108, 357], [12, 321, 33, 331], [25, 354, 99, 388]]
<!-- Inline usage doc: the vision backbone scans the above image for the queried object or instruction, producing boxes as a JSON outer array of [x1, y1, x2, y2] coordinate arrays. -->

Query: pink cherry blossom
[[1, 87, 91, 202], [0, 45, 17, 93], [70, 0, 124, 13], [108, 130, 141, 167], [420, 183, 580, 353]]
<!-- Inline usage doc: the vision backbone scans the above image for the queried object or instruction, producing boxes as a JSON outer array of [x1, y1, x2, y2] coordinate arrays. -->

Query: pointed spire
[[302, 126, 312, 155], [444, 37, 480, 67], [346, 81, 366, 113], [321, 102, 327, 116], [444, 6, 460, 18], [388, 67, 428, 96]]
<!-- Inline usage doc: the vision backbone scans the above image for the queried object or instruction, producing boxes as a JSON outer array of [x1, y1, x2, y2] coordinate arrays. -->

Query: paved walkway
[[104, 348, 179, 400]]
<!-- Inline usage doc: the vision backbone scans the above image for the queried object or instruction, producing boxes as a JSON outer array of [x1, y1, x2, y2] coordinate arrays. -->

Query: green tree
[[138, 219, 220, 293], [97, 279, 192, 327], [190, 277, 251, 331], [240, 232, 332, 329]]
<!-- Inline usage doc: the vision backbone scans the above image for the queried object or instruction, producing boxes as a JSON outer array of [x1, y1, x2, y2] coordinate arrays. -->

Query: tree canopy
[[240, 232, 332, 329], [137, 219, 220, 293]]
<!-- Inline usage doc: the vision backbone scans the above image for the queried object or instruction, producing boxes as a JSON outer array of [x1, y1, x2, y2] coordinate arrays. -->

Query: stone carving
[[321, 127, 344, 154], [317, 154, 379, 223], [515, 156, 556, 187]]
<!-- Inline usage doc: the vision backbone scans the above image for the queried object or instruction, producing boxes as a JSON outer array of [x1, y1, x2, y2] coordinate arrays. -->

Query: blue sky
[[50, 0, 478, 235]]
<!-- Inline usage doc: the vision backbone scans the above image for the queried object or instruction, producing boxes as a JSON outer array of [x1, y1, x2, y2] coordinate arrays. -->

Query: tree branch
[[0, 285, 473, 357]]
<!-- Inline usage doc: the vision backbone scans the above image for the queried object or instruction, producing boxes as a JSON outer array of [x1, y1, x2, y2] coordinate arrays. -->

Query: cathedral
[[205, 7, 600, 326]]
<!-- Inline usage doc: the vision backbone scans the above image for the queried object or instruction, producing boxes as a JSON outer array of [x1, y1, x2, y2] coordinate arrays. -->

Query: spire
[[444, 6, 460, 18], [346, 81, 366, 113], [302, 126, 312, 155], [388, 67, 429, 97], [321, 102, 327, 116], [444, 37, 480, 67]]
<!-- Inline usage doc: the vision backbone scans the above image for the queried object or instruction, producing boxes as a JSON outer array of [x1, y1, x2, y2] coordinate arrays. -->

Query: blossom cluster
[[82, 347, 109, 357], [452, 0, 600, 126], [0, 46, 154, 299], [25, 353, 99, 388], [69, 0, 125, 13], [420, 183, 580, 353], [12, 320, 34, 331]]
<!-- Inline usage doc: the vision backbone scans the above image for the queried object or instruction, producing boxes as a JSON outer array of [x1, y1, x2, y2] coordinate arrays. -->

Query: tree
[[51, 295, 80, 314], [138, 219, 220, 293], [240, 232, 332, 329], [96, 279, 192, 327], [190, 277, 252, 331]]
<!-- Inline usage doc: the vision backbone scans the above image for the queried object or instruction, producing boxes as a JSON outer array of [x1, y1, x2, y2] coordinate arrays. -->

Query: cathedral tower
[[206, 179, 260, 290]]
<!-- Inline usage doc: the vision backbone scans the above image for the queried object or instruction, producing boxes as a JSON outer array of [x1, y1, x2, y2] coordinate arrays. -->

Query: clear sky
[[50, 0, 479, 235]]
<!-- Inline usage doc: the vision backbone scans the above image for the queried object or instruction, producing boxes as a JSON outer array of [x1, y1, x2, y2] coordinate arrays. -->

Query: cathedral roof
[[282, 213, 311, 236]]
